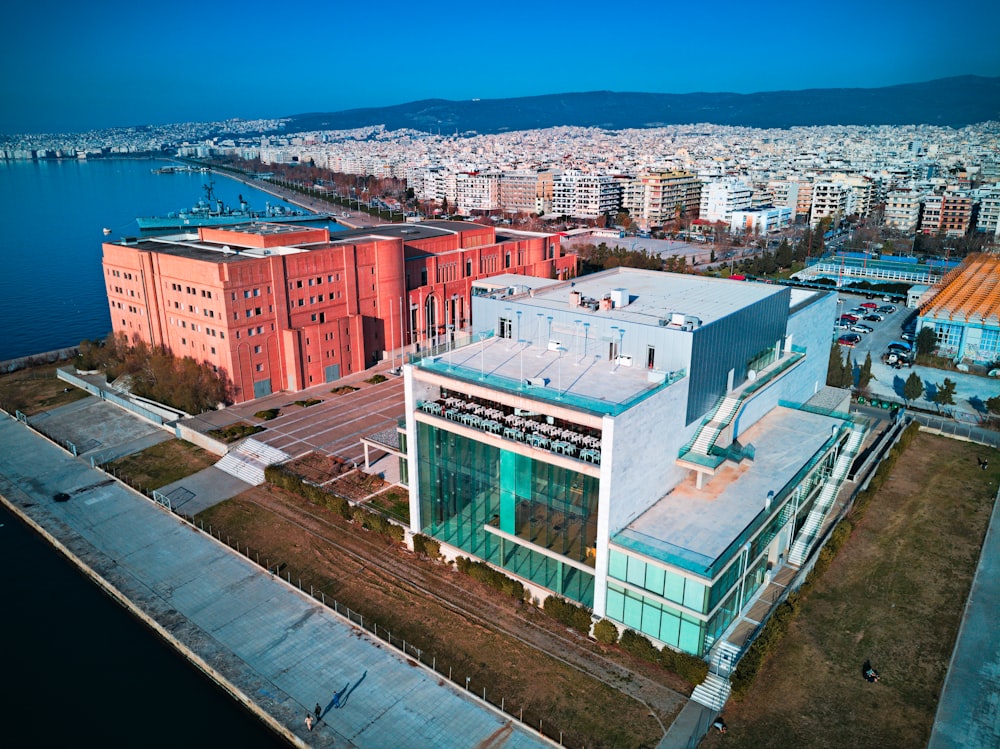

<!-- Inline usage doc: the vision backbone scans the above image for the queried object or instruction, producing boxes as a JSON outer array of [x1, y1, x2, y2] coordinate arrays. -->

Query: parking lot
[[833, 290, 1000, 419]]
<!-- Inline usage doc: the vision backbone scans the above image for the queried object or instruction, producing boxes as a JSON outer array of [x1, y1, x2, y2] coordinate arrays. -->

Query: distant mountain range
[[285, 76, 999, 134]]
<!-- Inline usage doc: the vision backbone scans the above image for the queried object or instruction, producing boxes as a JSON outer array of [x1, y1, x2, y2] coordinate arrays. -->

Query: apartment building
[[500, 170, 556, 215], [730, 206, 793, 236], [403, 268, 864, 663], [552, 171, 622, 218], [884, 189, 924, 232], [633, 171, 702, 229], [455, 171, 501, 215], [102, 221, 575, 403], [699, 179, 752, 224], [810, 182, 853, 225], [939, 191, 974, 237], [975, 185, 1000, 238]]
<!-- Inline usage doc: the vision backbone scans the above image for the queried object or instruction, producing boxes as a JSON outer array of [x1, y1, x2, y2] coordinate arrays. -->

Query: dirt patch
[[328, 469, 389, 500], [0, 364, 89, 416], [701, 433, 999, 749], [104, 439, 218, 490], [282, 451, 347, 485], [197, 485, 685, 748]]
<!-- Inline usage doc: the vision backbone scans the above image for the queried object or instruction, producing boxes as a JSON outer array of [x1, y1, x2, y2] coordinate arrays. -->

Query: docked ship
[[136, 181, 331, 230]]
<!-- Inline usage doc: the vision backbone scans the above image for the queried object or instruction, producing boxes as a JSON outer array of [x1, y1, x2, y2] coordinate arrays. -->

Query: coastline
[[0, 413, 557, 749], [0, 479, 303, 749]]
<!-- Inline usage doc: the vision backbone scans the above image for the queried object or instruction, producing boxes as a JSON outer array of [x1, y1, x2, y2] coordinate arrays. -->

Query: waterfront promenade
[[0, 415, 554, 749]]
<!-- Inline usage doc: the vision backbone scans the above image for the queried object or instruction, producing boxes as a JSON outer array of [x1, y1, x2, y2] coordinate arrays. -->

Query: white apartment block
[[975, 185, 1000, 238], [552, 171, 622, 218], [810, 182, 854, 225], [699, 179, 752, 223], [730, 206, 793, 235], [455, 171, 501, 214], [884, 190, 924, 232]]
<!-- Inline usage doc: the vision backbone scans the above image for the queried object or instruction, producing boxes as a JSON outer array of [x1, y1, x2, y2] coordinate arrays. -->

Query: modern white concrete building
[[402, 268, 864, 665], [699, 179, 752, 223]]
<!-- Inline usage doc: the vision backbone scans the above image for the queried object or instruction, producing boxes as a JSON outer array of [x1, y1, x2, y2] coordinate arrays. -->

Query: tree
[[903, 371, 924, 405], [933, 378, 957, 414], [827, 343, 851, 388], [916, 327, 936, 356], [775, 238, 793, 269], [858, 352, 873, 391], [987, 395, 1000, 416]]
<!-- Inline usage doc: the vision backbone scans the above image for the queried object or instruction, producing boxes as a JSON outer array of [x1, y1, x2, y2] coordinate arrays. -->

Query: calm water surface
[[0, 158, 341, 361], [0, 503, 289, 747]]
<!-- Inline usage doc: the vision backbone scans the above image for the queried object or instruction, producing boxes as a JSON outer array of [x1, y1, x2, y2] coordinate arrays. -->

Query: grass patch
[[208, 422, 264, 443], [702, 433, 999, 749], [293, 398, 321, 408], [103, 439, 217, 490], [330, 385, 359, 395], [367, 488, 410, 523], [254, 408, 280, 421], [196, 488, 672, 748], [0, 364, 89, 416], [365, 374, 388, 385]]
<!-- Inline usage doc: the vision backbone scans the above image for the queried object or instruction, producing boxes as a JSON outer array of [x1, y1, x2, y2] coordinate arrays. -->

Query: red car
[[838, 334, 861, 347], [860, 302, 878, 309]]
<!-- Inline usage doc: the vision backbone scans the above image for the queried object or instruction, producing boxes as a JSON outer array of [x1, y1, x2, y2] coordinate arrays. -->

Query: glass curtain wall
[[417, 422, 598, 605]]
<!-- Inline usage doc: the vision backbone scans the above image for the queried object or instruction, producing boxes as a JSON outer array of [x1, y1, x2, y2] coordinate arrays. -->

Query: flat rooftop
[[111, 233, 310, 263], [614, 405, 845, 575], [414, 334, 678, 415], [519, 268, 787, 326]]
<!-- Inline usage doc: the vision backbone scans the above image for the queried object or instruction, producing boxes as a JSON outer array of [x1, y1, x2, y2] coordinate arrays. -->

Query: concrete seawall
[[0, 491, 304, 746], [0, 415, 555, 749]]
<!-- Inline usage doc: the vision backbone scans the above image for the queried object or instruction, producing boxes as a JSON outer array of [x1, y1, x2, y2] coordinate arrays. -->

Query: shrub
[[254, 408, 280, 421], [412, 534, 441, 559], [543, 595, 593, 633], [593, 618, 619, 645], [619, 629, 659, 663], [365, 374, 388, 385], [294, 398, 321, 408], [658, 645, 709, 686], [455, 556, 526, 600], [208, 423, 264, 443], [331, 385, 359, 395]]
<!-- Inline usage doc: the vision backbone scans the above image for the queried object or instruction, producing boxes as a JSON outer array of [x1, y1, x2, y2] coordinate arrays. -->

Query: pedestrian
[[305, 715, 314, 732], [314, 702, 322, 720]]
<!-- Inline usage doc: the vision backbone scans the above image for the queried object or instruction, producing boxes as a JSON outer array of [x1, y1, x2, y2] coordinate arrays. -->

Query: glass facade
[[417, 421, 598, 605], [606, 583, 706, 655]]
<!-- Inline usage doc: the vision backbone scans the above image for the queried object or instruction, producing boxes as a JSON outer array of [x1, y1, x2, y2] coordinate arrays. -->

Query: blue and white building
[[402, 268, 866, 663]]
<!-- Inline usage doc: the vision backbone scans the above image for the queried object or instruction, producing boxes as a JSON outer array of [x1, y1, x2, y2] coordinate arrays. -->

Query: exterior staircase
[[689, 395, 741, 456], [214, 438, 290, 486], [787, 427, 865, 565], [691, 640, 740, 710]]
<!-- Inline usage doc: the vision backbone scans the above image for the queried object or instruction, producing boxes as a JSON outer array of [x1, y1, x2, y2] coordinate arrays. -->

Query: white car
[[850, 324, 873, 334]]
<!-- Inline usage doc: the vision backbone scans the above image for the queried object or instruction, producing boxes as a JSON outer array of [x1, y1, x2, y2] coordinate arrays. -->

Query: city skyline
[[3, 0, 999, 135]]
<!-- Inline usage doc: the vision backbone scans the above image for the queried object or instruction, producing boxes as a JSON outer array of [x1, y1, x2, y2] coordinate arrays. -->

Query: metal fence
[[56, 368, 166, 426], [192, 518, 566, 748]]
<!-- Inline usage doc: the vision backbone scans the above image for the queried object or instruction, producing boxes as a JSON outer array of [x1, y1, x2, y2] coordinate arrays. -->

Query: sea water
[[0, 158, 343, 361]]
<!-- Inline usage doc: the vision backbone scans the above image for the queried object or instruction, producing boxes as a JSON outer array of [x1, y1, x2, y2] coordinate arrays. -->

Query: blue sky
[[2, 0, 998, 134]]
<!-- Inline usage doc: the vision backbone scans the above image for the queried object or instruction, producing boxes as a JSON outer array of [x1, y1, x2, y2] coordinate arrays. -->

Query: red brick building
[[102, 220, 575, 402]]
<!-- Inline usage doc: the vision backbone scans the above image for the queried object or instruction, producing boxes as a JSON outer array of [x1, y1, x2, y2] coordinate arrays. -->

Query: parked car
[[901, 331, 916, 342], [838, 334, 862, 347], [839, 314, 859, 323], [888, 341, 912, 354], [849, 307, 866, 314], [877, 305, 897, 314], [851, 324, 874, 334], [860, 302, 878, 310], [863, 313, 884, 322]]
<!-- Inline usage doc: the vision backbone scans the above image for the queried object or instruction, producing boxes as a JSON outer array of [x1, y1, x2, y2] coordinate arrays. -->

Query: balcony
[[417, 396, 603, 465]]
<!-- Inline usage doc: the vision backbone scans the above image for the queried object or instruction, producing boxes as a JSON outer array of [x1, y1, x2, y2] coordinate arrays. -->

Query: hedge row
[[542, 595, 592, 633], [730, 420, 921, 698], [619, 628, 709, 686], [264, 464, 403, 543], [455, 556, 526, 600]]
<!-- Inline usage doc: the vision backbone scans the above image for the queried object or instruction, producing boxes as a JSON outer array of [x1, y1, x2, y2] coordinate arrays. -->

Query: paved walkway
[[928, 481, 1000, 749], [0, 415, 554, 749]]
